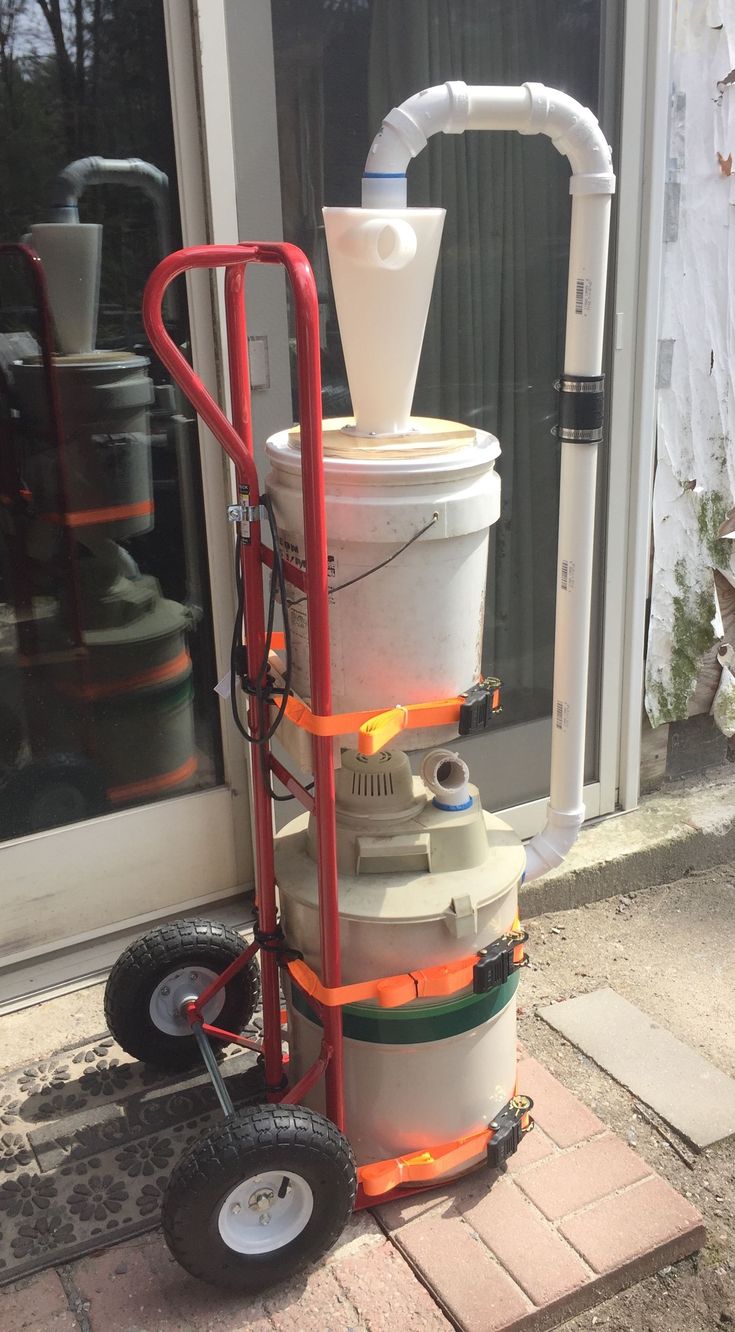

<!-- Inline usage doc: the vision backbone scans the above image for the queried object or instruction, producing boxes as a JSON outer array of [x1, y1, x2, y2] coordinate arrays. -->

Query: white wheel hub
[[218, 1169, 314, 1254], [148, 966, 225, 1037]]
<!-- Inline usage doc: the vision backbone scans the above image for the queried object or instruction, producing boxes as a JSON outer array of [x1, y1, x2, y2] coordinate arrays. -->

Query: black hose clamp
[[553, 374, 605, 443]]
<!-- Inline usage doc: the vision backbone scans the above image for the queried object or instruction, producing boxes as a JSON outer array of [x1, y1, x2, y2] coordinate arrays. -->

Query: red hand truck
[[104, 242, 531, 1291]]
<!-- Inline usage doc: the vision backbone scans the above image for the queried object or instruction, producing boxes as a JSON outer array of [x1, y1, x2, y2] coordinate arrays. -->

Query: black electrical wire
[[229, 494, 293, 748], [286, 510, 439, 609], [230, 499, 438, 798]]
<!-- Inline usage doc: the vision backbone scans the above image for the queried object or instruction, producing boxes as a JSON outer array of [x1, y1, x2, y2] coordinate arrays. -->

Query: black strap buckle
[[473, 929, 529, 994], [458, 678, 502, 736], [487, 1095, 534, 1168]]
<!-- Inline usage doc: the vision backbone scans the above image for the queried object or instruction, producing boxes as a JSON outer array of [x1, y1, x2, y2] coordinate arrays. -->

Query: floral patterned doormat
[[0, 1027, 265, 1284]]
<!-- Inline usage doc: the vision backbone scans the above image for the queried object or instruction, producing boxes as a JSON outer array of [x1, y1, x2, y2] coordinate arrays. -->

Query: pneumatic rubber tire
[[104, 918, 259, 1071], [162, 1104, 357, 1291]]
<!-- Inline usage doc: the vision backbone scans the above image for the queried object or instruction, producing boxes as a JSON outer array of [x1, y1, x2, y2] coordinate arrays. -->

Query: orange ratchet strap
[[277, 690, 500, 755], [285, 921, 526, 1011], [263, 645, 500, 753], [359, 1131, 493, 1195], [358, 1097, 534, 1196]]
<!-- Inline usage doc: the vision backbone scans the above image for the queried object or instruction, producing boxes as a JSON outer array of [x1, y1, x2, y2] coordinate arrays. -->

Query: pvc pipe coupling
[[421, 749, 472, 811]]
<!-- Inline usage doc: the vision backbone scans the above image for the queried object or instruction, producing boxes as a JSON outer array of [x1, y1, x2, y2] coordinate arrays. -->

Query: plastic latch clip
[[458, 678, 502, 736], [473, 929, 529, 994], [487, 1095, 534, 1169]]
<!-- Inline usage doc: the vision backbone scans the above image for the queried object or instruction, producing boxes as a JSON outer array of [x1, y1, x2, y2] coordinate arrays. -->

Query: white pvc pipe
[[421, 749, 472, 810], [361, 82, 614, 880], [362, 82, 614, 208]]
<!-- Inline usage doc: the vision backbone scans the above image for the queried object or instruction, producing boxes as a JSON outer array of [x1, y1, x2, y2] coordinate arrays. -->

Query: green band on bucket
[[290, 970, 518, 1045]]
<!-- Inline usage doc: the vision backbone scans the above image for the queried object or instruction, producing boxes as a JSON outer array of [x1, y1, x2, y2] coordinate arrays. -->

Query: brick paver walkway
[[0, 1053, 705, 1332]]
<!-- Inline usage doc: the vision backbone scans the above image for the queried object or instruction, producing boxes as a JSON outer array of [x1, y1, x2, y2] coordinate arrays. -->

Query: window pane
[[0, 0, 223, 840]]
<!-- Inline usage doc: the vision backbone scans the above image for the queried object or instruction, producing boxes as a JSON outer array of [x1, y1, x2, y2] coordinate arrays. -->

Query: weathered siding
[[646, 0, 735, 727]]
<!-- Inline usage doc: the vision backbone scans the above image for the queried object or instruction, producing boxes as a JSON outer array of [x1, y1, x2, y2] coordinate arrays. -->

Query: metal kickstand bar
[[192, 1021, 236, 1119]]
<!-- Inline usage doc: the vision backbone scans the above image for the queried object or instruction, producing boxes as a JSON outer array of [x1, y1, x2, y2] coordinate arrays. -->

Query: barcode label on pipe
[[574, 278, 592, 316], [561, 560, 575, 591], [555, 700, 570, 730]]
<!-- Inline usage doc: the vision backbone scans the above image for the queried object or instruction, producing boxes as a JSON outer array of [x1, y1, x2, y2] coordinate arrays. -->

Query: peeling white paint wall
[[645, 0, 735, 728]]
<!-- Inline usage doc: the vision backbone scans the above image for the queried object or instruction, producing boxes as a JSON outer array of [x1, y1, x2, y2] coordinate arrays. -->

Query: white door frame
[[615, 0, 673, 811], [594, 0, 672, 818], [0, 1, 253, 985]]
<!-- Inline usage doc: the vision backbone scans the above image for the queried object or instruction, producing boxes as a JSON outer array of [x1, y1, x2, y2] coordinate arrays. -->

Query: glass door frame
[[1, 0, 252, 994]]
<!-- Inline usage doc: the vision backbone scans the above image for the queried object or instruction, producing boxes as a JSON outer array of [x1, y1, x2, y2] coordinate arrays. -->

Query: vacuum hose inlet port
[[339, 217, 418, 270], [421, 748, 472, 811]]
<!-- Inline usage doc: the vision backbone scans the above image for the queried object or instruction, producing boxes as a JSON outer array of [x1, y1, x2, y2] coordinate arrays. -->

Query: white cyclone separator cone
[[322, 206, 445, 437]]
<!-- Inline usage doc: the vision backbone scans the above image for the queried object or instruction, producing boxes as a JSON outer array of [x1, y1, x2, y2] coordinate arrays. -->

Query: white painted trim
[[618, 0, 673, 810], [2, 786, 249, 966], [0, 901, 255, 1017], [163, 0, 252, 879], [596, 0, 672, 816], [596, 0, 651, 813], [2, 875, 252, 973]]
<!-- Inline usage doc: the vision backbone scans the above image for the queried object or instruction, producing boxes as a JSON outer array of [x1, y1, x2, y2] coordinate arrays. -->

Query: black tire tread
[[163, 1104, 356, 1290], [104, 918, 259, 1069]]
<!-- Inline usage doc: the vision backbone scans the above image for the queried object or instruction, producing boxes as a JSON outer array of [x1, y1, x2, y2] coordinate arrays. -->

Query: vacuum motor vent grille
[[336, 748, 417, 817], [351, 770, 395, 799]]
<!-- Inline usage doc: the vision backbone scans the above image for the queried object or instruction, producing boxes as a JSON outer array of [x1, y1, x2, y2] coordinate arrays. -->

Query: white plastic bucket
[[287, 988, 517, 1169], [265, 418, 500, 748]]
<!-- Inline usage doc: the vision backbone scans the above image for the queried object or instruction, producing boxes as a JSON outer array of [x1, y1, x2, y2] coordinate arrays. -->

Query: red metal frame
[[142, 243, 531, 1210], [142, 243, 345, 1128]]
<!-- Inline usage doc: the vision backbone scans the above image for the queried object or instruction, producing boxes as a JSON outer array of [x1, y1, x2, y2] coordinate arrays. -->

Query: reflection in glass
[[0, 1, 222, 840]]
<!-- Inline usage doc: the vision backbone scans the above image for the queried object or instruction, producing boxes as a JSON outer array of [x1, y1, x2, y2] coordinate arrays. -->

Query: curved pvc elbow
[[523, 805, 585, 882], [421, 749, 472, 811], [363, 81, 469, 207], [363, 81, 614, 207], [515, 84, 614, 192]]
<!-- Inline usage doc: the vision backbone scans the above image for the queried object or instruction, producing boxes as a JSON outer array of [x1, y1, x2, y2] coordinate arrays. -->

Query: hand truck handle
[[141, 241, 322, 497]]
